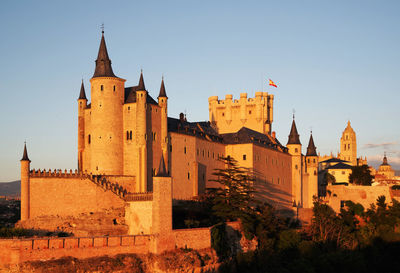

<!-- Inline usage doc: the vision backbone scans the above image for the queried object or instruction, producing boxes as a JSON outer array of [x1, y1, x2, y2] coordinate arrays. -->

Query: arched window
[[101, 85, 103, 91], [126, 131, 129, 140], [113, 85, 116, 92], [88, 134, 91, 144], [129, 131, 132, 140]]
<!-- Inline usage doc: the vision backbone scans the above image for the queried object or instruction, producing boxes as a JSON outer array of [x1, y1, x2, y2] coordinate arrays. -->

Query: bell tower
[[339, 121, 357, 166]]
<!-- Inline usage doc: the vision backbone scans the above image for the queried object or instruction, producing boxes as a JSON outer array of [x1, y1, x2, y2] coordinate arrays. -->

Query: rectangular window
[[243, 154, 246, 160], [184, 147, 186, 154]]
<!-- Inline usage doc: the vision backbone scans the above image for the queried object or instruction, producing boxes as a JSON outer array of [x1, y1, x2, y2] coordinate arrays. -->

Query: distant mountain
[[0, 181, 20, 196]]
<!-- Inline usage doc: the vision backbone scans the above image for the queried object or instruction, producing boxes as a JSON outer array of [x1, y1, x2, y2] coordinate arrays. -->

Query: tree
[[208, 156, 255, 221], [324, 172, 336, 185], [349, 165, 374, 186]]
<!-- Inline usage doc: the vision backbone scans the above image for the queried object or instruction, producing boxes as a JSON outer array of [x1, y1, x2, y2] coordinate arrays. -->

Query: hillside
[[0, 181, 20, 196]]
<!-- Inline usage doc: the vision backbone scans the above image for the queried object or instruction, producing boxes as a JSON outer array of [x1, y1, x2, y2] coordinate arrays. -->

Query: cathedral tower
[[89, 31, 126, 174], [305, 133, 318, 208], [136, 71, 148, 192], [158, 77, 168, 173], [77, 81, 87, 172], [287, 118, 302, 207], [339, 121, 357, 166]]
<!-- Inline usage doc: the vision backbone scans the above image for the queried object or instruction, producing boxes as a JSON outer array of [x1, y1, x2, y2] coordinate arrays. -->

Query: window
[[126, 131, 132, 140], [243, 154, 246, 160], [313, 159, 316, 163], [113, 85, 115, 91], [249, 110, 252, 114], [126, 131, 129, 140], [128, 106, 130, 111], [153, 132, 156, 141], [348, 144, 350, 149], [170, 145, 172, 152], [88, 134, 91, 144], [295, 148, 298, 153], [295, 164, 298, 170], [101, 85, 103, 91], [308, 159, 310, 163], [184, 147, 186, 154], [130, 131, 132, 140], [342, 171, 345, 175], [188, 172, 190, 179]]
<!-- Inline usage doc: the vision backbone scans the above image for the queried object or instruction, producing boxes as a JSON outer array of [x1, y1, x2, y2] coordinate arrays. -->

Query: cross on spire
[[101, 23, 104, 34]]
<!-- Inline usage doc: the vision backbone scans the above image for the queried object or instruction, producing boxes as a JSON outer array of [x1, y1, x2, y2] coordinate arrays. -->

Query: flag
[[269, 79, 277, 88]]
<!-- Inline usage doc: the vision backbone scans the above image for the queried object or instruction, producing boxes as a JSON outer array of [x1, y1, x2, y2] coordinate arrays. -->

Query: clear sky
[[0, 0, 399, 181]]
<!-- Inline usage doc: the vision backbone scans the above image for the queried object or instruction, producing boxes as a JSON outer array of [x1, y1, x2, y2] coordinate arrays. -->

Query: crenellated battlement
[[30, 169, 82, 178], [208, 92, 274, 135]]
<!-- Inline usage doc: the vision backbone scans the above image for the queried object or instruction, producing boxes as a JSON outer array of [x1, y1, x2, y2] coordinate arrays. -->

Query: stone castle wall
[[326, 184, 393, 212], [27, 172, 124, 218]]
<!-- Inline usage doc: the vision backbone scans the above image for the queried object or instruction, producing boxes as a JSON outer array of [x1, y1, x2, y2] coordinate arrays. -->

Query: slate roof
[[306, 134, 317, 156], [222, 127, 288, 153], [320, 158, 350, 164], [287, 119, 301, 145], [92, 32, 117, 78], [168, 117, 288, 153], [325, 162, 352, 170], [124, 86, 158, 105]]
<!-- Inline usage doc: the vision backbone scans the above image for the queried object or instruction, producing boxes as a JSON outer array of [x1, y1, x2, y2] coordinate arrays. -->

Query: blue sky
[[0, 0, 399, 181]]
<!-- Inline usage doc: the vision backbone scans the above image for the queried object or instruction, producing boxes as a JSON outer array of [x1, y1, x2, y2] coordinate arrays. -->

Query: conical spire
[[78, 80, 87, 100], [382, 153, 389, 166], [155, 154, 168, 177], [306, 133, 317, 156], [158, 77, 167, 98], [92, 31, 116, 78], [287, 119, 301, 145], [21, 142, 30, 161], [138, 70, 146, 91]]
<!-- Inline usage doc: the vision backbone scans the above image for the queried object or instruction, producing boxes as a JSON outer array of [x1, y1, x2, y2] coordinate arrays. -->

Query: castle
[[19, 31, 320, 237]]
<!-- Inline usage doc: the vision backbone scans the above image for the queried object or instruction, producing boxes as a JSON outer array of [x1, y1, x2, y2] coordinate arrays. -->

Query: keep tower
[[89, 31, 126, 175]]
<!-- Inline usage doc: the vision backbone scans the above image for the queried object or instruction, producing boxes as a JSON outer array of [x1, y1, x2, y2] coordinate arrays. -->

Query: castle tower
[[208, 92, 274, 135], [287, 118, 302, 207], [151, 155, 174, 253], [136, 71, 148, 192], [77, 80, 87, 172], [339, 121, 357, 166], [304, 133, 318, 208], [158, 77, 169, 173], [89, 31, 126, 175], [20, 143, 30, 221]]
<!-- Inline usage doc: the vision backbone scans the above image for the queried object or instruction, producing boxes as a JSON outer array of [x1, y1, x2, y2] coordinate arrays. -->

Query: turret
[[158, 77, 169, 173], [136, 71, 148, 192], [287, 118, 302, 207], [77, 80, 87, 172], [20, 143, 30, 221], [304, 133, 318, 208], [89, 31, 125, 175]]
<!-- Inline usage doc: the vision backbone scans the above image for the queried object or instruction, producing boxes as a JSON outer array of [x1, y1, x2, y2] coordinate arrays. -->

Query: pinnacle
[[155, 154, 168, 177], [306, 133, 317, 156], [287, 119, 301, 145], [92, 32, 116, 78], [138, 71, 146, 91], [158, 77, 167, 98], [78, 80, 87, 100], [21, 142, 30, 161]]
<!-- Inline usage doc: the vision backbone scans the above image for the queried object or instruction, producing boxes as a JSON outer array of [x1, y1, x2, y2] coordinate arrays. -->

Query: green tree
[[324, 172, 336, 185], [349, 165, 374, 186], [208, 156, 255, 221]]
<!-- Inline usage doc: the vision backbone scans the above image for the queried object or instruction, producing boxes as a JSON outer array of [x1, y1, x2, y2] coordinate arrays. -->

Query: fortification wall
[[326, 184, 392, 212], [0, 235, 151, 266], [173, 228, 211, 250], [28, 172, 124, 218]]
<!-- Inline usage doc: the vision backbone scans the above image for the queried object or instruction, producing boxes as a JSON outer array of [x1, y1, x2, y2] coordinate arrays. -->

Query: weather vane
[[292, 109, 296, 119]]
